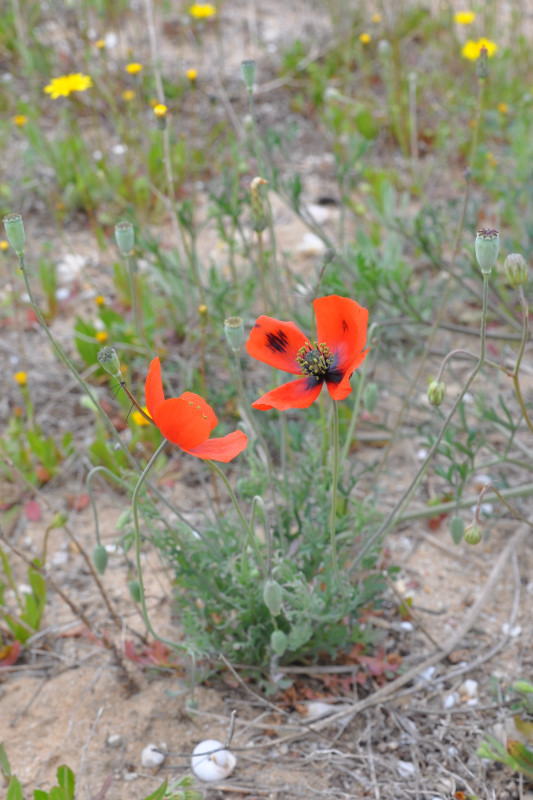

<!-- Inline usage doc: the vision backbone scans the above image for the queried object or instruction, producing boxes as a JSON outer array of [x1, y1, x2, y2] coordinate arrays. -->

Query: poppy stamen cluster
[[296, 342, 334, 381]]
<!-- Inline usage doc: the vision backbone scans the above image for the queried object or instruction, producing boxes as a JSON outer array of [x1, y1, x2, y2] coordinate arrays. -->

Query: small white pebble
[[399, 621, 414, 631], [416, 448, 428, 460], [419, 666, 436, 682], [18, 584, 32, 595], [397, 760, 416, 777], [106, 734, 123, 748], [55, 287, 70, 301], [502, 623, 522, 637], [444, 693, 458, 709], [141, 744, 166, 768], [111, 143, 127, 156], [461, 679, 478, 697], [51, 551, 69, 566]]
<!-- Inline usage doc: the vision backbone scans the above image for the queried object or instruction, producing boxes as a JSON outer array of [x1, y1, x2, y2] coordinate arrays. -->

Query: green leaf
[[0, 742, 11, 779], [56, 766, 75, 800], [7, 776, 23, 800], [34, 790, 48, 800], [141, 779, 168, 800]]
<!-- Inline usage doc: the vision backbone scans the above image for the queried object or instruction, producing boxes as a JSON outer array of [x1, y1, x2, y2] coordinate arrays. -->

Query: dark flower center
[[296, 341, 334, 381]]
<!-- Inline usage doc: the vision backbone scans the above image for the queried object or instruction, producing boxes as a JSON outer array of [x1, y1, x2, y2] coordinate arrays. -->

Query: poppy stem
[[207, 460, 266, 573], [329, 400, 344, 594]]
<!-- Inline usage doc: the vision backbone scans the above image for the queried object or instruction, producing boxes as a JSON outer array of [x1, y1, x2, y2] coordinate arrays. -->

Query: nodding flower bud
[[92, 544, 108, 575], [504, 253, 528, 289], [3, 213, 26, 257], [97, 346, 122, 379], [463, 522, 482, 545], [428, 379, 446, 406], [270, 629, 288, 656], [250, 176, 268, 233], [475, 228, 499, 275], [241, 59, 256, 93], [114, 221, 134, 256], [263, 579, 283, 617], [224, 317, 244, 352]]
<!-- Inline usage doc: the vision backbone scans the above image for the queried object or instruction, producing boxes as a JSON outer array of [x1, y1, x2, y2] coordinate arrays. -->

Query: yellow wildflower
[[153, 104, 167, 117], [371, 13, 381, 23], [0, 240, 8, 251], [95, 39, 106, 49], [360, 33, 371, 44], [454, 11, 476, 25], [497, 102, 508, 114], [186, 68, 198, 81], [132, 406, 151, 426], [462, 38, 498, 61], [14, 371, 27, 386], [95, 295, 106, 306], [44, 73, 93, 99], [95, 331, 108, 343], [486, 152, 497, 167], [13, 115, 28, 127], [126, 62, 143, 75], [189, 3, 217, 19], [122, 89, 135, 101]]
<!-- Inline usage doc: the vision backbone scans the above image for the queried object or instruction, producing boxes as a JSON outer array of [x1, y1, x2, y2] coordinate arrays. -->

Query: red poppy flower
[[246, 295, 369, 410], [145, 358, 247, 462]]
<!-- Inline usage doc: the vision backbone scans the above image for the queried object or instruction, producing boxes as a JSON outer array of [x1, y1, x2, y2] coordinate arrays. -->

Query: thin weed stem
[[329, 400, 343, 593]]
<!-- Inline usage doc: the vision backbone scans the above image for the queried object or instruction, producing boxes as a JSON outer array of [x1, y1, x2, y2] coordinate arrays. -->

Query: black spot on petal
[[342, 319, 349, 332], [265, 329, 289, 354]]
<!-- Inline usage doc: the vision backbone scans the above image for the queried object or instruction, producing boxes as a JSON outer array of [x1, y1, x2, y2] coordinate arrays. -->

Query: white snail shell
[[191, 739, 236, 782], [141, 743, 166, 768]]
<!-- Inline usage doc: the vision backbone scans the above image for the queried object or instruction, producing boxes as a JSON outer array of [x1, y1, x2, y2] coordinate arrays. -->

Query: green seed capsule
[[128, 579, 141, 603], [93, 544, 108, 575]]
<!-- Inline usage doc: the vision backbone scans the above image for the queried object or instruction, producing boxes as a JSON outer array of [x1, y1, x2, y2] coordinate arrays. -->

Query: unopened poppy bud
[[450, 516, 464, 544], [464, 522, 482, 545], [93, 544, 108, 575], [363, 382, 378, 413], [3, 213, 26, 257], [263, 579, 282, 616], [114, 221, 134, 256], [128, 579, 141, 602], [428, 379, 446, 406], [97, 346, 122, 378], [224, 316, 244, 352], [50, 512, 68, 529], [250, 176, 268, 232], [476, 45, 489, 79], [475, 228, 499, 275], [241, 59, 256, 93], [504, 253, 528, 289], [513, 680, 533, 695], [270, 629, 287, 656]]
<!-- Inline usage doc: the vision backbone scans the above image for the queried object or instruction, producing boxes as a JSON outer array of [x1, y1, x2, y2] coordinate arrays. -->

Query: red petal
[[185, 430, 248, 462], [153, 396, 212, 449], [180, 391, 217, 434], [314, 295, 368, 375], [246, 316, 307, 374], [145, 358, 166, 418], [326, 346, 369, 401], [252, 377, 322, 410]]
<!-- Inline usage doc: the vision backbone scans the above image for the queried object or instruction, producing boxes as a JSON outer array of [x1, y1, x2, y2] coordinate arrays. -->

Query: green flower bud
[[463, 523, 482, 545], [363, 382, 379, 413], [512, 680, 533, 695], [476, 45, 489, 79], [263, 578, 283, 616], [250, 176, 268, 232], [114, 221, 134, 256], [241, 59, 256, 93], [97, 346, 122, 379], [270, 629, 288, 656], [3, 213, 26, 257], [93, 544, 108, 575], [449, 516, 464, 545], [224, 317, 244, 352], [128, 579, 141, 603], [475, 228, 499, 275], [428, 379, 446, 406], [504, 253, 528, 289]]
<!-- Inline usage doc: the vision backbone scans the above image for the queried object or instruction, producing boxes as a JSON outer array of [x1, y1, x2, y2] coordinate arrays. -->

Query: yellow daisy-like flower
[[13, 115, 28, 127], [0, 241, 8, 252], [95, 39, 106, 49], [95, 331, 108, 343], [454, 11, 476, 25], [371, 13, 382, 23], [186, 68, 198, 81], [360, 33, 371, 44], [122, 89, 135, 101], [132, 406, 151, 426], [153, 103, 167, 117], [44, 73, 93, 99], [14, 371, 27, 386], [126, 62, 143, 75], [462, 38, 498, 61], [189, 3, 217, 19], [95, 295, 106, 306], [498, 102, 508, 114]]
